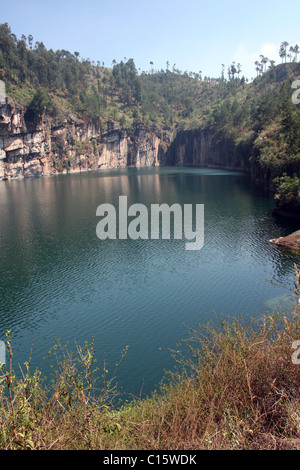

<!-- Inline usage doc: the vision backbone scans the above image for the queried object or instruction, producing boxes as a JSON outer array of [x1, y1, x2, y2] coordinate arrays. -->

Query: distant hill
[[0, 23, 299, 216]]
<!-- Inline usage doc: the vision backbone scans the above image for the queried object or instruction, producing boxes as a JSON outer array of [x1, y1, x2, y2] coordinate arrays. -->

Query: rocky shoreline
[[270, 230, 300, 255]]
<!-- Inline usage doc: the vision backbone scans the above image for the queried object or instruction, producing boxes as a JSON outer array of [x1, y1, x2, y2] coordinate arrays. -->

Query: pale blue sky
[[1, 0, 300, 80]]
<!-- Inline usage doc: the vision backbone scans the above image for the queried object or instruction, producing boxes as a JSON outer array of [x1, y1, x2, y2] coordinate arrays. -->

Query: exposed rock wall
[[0, 102, 256, 182], [165, 129, 253, 172], [0, 102, 171, 181]]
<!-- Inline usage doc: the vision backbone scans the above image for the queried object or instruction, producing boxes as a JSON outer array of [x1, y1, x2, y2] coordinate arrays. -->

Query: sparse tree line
[[255, 41, 299, 77], [0, 23, 205, 128], [0, 23, 299, 211]]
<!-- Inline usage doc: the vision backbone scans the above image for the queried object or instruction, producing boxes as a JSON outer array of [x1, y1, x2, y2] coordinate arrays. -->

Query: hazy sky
[[1, 0, 300, 80]]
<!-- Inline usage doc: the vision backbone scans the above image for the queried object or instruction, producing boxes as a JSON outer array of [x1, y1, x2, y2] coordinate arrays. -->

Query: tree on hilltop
[[279, 41, 289, 63]]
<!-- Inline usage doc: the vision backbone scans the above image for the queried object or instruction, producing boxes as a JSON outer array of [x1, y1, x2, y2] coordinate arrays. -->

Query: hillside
[[0, 23, 300, 216]]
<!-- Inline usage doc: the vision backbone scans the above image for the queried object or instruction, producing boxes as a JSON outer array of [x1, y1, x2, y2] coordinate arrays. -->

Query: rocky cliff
[[0, 102, 254, 181], [164, 129, 253, 172], [0, 102, 172, 181]]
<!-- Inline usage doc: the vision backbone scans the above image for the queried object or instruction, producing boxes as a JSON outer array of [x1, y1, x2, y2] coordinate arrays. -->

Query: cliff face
[[0, 102, 255, 181], [0, 102, 171, 181], [165, 129, 253, 172]]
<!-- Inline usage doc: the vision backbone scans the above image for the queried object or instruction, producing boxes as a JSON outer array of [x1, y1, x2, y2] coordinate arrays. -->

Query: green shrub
[[274, 174, 300, 211]]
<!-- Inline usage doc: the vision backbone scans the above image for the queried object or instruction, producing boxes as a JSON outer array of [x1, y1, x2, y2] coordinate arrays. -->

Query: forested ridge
[[0, 23, 299, 214]]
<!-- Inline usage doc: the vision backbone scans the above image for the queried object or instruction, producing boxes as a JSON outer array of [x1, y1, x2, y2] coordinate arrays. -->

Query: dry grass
[[1, 266, 300, 450]]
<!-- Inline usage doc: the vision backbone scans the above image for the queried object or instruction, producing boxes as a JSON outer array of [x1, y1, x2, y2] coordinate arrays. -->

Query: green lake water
[[0, 167, 298, 398]]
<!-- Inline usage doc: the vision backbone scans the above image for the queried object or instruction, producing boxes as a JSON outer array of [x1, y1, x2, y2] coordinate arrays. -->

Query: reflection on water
[[0, 167, 298, 397]]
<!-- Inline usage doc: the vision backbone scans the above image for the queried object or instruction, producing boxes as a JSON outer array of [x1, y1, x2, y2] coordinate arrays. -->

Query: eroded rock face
[[0, 103, 171, 181], [0, 102, 52, 179], [0, 102, 253, 182], [164, 129, 252, 171]]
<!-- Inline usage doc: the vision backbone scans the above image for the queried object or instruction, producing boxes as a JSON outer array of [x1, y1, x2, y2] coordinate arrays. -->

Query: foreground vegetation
[[1, 267, 300, 450]]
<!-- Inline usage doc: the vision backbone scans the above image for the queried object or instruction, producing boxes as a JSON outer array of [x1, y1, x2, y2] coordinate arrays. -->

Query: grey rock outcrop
[[0, 102, 171, 180], [0, 102, 253, 182]]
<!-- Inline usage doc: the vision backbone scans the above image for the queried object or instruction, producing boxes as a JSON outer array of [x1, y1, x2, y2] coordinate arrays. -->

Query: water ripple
[[0, 168, 298, 396]]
